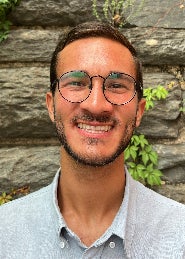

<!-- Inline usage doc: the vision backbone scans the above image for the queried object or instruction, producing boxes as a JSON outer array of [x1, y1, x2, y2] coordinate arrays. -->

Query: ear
[[136, 98, 146, 127], [46, 92, 55, 122]]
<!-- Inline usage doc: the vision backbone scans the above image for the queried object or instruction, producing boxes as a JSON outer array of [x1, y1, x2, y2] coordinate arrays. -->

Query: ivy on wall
[[0, 0, 20, 42]]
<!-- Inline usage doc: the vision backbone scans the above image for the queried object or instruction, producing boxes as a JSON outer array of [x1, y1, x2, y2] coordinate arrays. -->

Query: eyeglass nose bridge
[[89, 74, 106, 91]]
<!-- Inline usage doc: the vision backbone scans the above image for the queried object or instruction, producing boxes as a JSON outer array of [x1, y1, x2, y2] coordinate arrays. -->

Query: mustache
[[71, 112, 119, 125]]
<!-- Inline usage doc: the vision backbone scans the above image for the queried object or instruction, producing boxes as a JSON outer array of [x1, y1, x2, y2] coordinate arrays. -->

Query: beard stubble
[[54, 111, 136, 167]]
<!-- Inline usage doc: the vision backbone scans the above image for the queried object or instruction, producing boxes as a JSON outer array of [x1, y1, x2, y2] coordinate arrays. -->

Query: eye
[[60, 79, 91, 95], [105, 81, 129, 94], [68, 80, 84, 87], [109, 83, 125, 89]]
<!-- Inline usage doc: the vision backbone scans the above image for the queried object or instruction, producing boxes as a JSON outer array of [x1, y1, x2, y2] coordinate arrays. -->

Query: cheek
[[119, 105, 138, 122], [53, 97, 77, 123]]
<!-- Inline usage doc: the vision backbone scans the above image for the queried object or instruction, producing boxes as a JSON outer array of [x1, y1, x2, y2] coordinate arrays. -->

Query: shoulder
[[135, 179, 185, 215], [131, 177, 185, 227], [131, 177, 185, 239], [0, 181, 62, 258], [126, 176, 185, 257], [0, 184, 52, 226], [0, 169, 61, 220]]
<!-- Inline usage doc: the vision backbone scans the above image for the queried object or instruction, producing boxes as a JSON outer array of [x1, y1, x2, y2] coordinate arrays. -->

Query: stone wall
[[0, 0, 185, 203]]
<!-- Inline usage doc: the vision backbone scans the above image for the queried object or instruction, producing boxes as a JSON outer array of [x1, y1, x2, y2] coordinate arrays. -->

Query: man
[[0, 22, 185, 259]]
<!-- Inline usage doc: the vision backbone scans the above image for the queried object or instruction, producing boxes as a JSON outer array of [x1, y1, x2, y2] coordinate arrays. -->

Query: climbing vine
[[92, 0, 145, 28], [0, 0, 20, 42], [124, 86, 168, 186]]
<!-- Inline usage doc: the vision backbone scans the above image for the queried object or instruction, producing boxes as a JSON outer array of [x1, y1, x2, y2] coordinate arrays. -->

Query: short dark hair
[[50, 21, 143, 100]]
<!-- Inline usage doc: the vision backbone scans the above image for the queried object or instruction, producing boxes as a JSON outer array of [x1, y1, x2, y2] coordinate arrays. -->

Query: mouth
[[77, 123, 112, 133]]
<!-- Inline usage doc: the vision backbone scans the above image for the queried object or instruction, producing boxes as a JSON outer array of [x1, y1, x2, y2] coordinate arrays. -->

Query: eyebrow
[[69, 71, 85, 78]]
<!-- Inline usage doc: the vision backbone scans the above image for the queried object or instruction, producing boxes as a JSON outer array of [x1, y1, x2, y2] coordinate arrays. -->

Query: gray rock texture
[[0, 0, 184, 203], [154, 184, 185, 204], [0, 146, 59, 192], [8, 0, 185, 29], [1, 28, 185, 65]]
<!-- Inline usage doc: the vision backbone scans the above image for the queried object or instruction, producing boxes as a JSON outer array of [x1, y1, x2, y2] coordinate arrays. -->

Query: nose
[[79, 77, 113, 114]]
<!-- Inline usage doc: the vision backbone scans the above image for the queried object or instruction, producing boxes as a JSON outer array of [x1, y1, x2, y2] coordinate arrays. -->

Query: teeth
[[78, 123, 111, 133]]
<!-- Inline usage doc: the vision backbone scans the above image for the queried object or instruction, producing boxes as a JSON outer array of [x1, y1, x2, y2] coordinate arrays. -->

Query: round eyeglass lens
[[104, 72, 136, 105], [58, 71, 91, 103]]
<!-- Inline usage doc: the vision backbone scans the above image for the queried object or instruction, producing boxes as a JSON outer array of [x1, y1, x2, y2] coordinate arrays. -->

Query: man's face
[[47, 37, 145, 166]]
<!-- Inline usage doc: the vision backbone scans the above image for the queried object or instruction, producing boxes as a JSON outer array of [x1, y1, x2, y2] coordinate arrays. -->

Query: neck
[[58, 149, 126, 219], [57, 149, 126, 246]]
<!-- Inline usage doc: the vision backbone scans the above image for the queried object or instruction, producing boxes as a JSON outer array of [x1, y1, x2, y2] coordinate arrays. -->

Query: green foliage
[[125, 135, 163, 186], [0, 192, 12, 205], [143, 85, 168, 111], [0, 0, 20, 42], [92, 0, 145, 28], [124, 85, 168, 186], [0, 186, 29, 205]]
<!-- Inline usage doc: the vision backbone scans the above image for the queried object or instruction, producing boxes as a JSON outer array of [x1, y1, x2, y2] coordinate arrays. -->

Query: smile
[[77, 123, 112, 133]]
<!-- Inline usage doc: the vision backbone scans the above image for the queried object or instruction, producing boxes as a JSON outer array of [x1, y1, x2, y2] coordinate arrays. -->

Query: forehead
[[56, 37, 136, 77]]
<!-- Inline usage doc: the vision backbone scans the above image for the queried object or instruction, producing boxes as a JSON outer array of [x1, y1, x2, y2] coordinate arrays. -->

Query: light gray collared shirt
[[0, 167, 185, 258], [0, 168, 128, 259]]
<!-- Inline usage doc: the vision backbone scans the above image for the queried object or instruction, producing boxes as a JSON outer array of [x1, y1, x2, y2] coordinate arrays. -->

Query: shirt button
[[60, 241, 65, 249], [109, 241, 116, 249]]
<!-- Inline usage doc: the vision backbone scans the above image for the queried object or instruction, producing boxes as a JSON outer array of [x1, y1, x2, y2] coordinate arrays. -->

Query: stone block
[[127, 28, 185, 65], [138, 117, 179, 138], [0, 146, 60, 192], [162, 166, 185, 184], [0, 29, 62, 63], [9, 0, 95, 27], [154, 184, 185, 204], [8, 0, 185, 29], [143, 72, 181, 120], [154, 143, 185, 170], [0, 66, 54, 138], [0, 27, 185, 65]]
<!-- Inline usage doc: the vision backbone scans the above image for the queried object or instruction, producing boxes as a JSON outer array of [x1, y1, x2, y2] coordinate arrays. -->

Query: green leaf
[[129, 145, 138, 160], [127, 161, 136, 169], [124, 148, 129, 161], [145, 145, 152, 153], [146, 163, 154, 172], [145, 100, 154, 111], [141, 152, 149, 165], [0, 192, 12, 205], [138, 134, 148, 148], [148, 151, 158, 165], [132, 135, 140, 146], [131, 168, 139, 181], [137, 164, 146, 179], [0, 0, 20, 42], [147, 174, 162, 186], [144, 85, 168, 111]]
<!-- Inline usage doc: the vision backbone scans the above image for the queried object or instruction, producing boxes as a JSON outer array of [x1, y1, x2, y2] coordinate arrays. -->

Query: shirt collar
[[109, 166, 130, 240], [50, 168, 66, 235]]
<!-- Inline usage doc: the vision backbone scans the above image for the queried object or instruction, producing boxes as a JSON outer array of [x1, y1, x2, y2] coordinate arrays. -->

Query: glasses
[[54, 70, 139, 105]]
